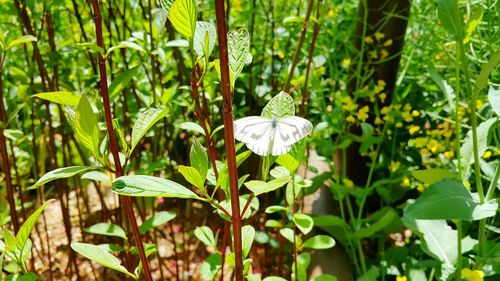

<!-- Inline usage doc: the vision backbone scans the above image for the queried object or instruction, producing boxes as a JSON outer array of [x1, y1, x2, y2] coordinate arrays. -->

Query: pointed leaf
[[261, 91, 295, 119], [438, 0, 463, 38], [86, 223, 127, 239], [302, 235, 335, 250], [129, 108, 168, 155], [75, 96, 100, 157], [178, 165, 205, 189], [488, 87, 500, 116], [139, 211, 176, 234], [194, 21, 216, 58], [194, 226, 217, 248], [169, 0, 196, 38], [228, 29, 250, 82], [32, 91, 81, 106], [6, 35, 37, 50], [109, 66, 140, 100], [16, 200, 55, 252], [31, 166, 93, 189], [112, 175, 201, 199], [159, 0, 175, 17], [190, 138, 208, 179], [242, 225, 255, 258]]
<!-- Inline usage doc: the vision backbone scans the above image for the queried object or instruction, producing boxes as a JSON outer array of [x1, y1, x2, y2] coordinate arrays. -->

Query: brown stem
[[90, 0, 153, 280], [283, 0, 315, 92], [214, 1, 244, 280]]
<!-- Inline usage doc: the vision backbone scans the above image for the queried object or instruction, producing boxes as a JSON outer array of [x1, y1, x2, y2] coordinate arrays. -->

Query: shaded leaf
[[139, 211, 176, 234], [109, 66, 140, 100], [194, 226, 217, 248]]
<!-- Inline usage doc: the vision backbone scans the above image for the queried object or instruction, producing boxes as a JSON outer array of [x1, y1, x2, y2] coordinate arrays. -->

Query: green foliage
[[261, 91, 295, 119], [169, 0, 196, 39], [75, 96, 101, 159], [139, 211, 176, 234], [108, 67, 141, 101], [31, 166, 93, 189], [85, 223, 127, 239], [129, 108, 168, 156], [112, 175, 201, 199], [32, 91, 81, 106]]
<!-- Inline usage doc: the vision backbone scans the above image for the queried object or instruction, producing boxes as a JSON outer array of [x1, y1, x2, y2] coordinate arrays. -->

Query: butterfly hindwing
[[274, 116, 313, 146]]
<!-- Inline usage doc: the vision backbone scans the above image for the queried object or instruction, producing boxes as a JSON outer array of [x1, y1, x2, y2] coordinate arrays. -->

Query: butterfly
[[233, 116, 313, 156]]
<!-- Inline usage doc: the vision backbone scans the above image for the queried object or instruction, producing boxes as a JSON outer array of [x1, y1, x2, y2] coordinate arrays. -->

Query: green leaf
[[412, 168, 460, 185], [228, 29, 250, 82], [263, 277, 287, 281], [112, 175, 201, 199], [106, 41, 146, 57], [194, 21, 216, 59], [194, 226, 217, 248], [264, 205, 287, 214], [242, 225, 255, 258], [169, 0, 196, 38], [294, 252, 310, 281], [85, 223, 127, 239], [32, 91, 81, 106], [261, 91, 295, 119], [6, 35, 37, 50], [293, 213, 314, 235], [139, 211, 176, 234], [279, 228, 294, 243], [71, 242, 135, 278], [190, 138, 208, 179], [178, 165, 205, 189], [302, 235, 335, 250], [108, 66, 140, 101], [476, 52, 500, 91], [488, 87, 500, 116], [311, 275, 338, 281], [129, 108, 168, 156], [31, 166, 93, 189], [75, 96, 101, 158], [355, 207, 402, 239], [244, 176, 291, 196], [81, 171, 111, 184], [178, 121, 204, 134], [404, 179, 498, 221], [313, 215, 350, 247], [200, 253, 222, 281], [460, 118, 497, 170], [159, 0, 175, 17], [357, 267, 380, 281], [463, 9, 483, 44], [16, 200, 55, 253], [3, 227, 16, 253], [438, 0, 463, 38]]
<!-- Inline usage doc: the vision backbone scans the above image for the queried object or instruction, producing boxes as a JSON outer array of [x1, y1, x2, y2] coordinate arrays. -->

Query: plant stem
[[90, 1, 153, 280], [214, 1, 244, 280]]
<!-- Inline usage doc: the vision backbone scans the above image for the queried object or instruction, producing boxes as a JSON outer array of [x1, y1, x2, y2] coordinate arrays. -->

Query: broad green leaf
[[302, 235, 335, 250], [228, 29, 250, 83], [3, 227, 16, 253], [190, 138, 208, 179], [5, 273, 37, 281], [109, 66, 140, 100], [178, 165, 205, 189], [438, 0, 463, 39], [412, 168, 460, 185], [178, 121, 204, 134], [279, 228, 294, 243], [106, 41, 146, 57], [263, 277, 287, 281], [16, 200, 55, 253], [242, 225, 255, 258], [311, 275, 338, 281], [112, 175, 201, 199], [6, 35, 36, 50], [201, 253, 222, 281], [169, 0, 196, 38], [488, 87, 500, 116], [313, 215, 350, 247], [75, 96, 100, 157], [81, 171, 111, 184], [269, 166, 290, 179], [265, 205, 287, 214], [32, 91, 81, 106], [293, 213, 314, 235], [225, 252, 235, 267], [244, 176, 291, 196], [265, 219, 283, 228], [261, 91, 295, 119], [357, 267, 380, 281], [71, 242, 135, 278], [460, 118, 497, 171], [404, 179, 498, 221], [31, 166, 93, 189], [85, 223, 127, 239], [294, 252, 310, 281], [194, 21, 216, 59], [476, 52, 500, 91], [194, 226, 217, 248], [276, 139, 306, 173], [76, 42, 104, 54], [129, 108, 168, 156], [139, 211, 176, 234], [159, 0, 175, 17], [355, 207, 402, 239]]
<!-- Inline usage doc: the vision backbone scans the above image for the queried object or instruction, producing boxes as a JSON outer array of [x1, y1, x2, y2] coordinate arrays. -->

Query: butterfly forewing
[[274, 116, 313, 146]]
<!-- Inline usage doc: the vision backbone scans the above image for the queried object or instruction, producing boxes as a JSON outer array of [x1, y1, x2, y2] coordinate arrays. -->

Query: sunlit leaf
[[85, 223, 127, 239], [244, 176, 291, 196], [112, 175, 201, 199], [6, 35, 37, 50], [242, 225, 255, 258], [194, 226, 217, 248], [139, 211, 176, 234], [194, 21, 216, 59], [32, 91, 81, 107], [261, 91, 295, 119], [31, 166, 93, 189], [293, 213, 314, 235], [169, 0, 196, 38], [129, 108, 168, 156], [75, 96, 101, 158], [228, 29, 250, 84], [16, 200, 55, 253], [190, 138, 208, 180], [302, 235, 335, 250], [178, 165, 205, 190]]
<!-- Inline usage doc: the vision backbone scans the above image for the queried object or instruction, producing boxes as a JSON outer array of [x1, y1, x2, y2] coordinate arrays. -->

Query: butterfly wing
[[234, 116, 273, 156], [273, 116, 313, 148]]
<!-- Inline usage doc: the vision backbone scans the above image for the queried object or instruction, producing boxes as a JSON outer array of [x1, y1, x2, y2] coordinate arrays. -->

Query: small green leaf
[[190, 138, 208, 179], [242, 225, 255, 258], [265, 205, 287, 214], [139, 211, 176, 234], [112, 175, 201, 199], [438, 0, 463, 38], [463, 9, 483, 44], [228, 29, 250, 83], [178, 165, 205, 189], [85, 223, 127, 239], [194, 21, 216, 59], [109, 66, 140, 100], [106, 41, 146, 57], [412, 168, 460, 185], [279, 228, 295, 243], [263, 277, 287, 281], [71, 242, 135, 278], [194, 226, 217, 247], [169, 0, 196, 38], [81, 171, 111, 184], [261, 91, 295, 119], [16, 200, 55, 253], [75, 96, 101, 158], [293, 213, 314, 235], [3, 227, 16, 253], [311, 275, 338, 281], [302, 235, 335, 250], [476, 52, 500, 91], [201, 253, 222, 281], [31, 166, 93, 189], [32, 91, 81, 106], [6, 35, 37, 50], [244, 176, 291, 196], [129, 108, 168, 156], [488, 87, 500, 116], [178, 121, 204, 134]]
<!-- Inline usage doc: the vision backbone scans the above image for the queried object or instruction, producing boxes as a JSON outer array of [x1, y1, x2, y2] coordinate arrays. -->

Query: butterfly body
[[233, 115, 313, 156]]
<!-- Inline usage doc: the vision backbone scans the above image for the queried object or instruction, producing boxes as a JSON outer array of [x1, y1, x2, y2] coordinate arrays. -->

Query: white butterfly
[[233, 116, 313, 156]]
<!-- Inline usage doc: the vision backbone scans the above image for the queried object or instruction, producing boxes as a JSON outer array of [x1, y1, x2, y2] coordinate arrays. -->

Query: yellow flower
[[461, 269, 484, 281], [411, 110, 420, 117], [381, 106, 391, 115], [346, 115, 356, 123], [384, 39, 393, 46], [396, 276, 407, 281], [374, 117, 383, 125], [402, 111, 413, 122], [427, 139, 439, 153], [357, 106, 370, 122], [369, 50, 378, 59], [364, 36, 374, 44], [483, 150, 492, 159], [402, 176, 410, 187], [375, 32, 385, 40], [476, 100, 484, 110], [408, 125, 420, 135], [444, 151, 454, 159], [380, 49, 389, 59], [390, 161, 401, 172], [378, 92, 387, 103], [341, 58, 351, 68], [343, 178, 354, 189]]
